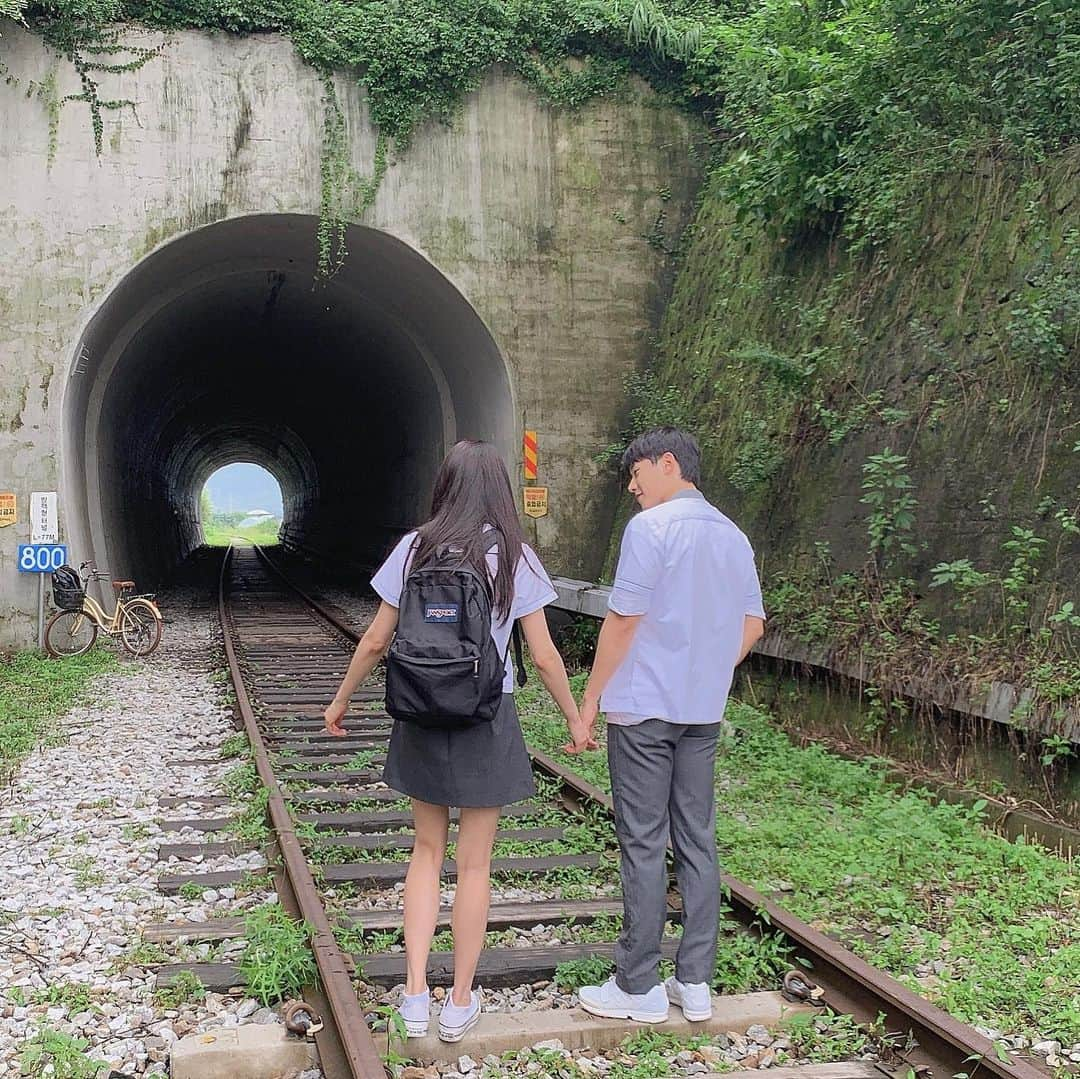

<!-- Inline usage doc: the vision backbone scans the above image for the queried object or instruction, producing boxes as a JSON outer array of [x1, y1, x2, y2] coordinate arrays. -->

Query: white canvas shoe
[[578, 977, 669, 1023], [397, 988, 430, 1037], [438, 989, 481, 1043], [664, 976, 712, 1021]]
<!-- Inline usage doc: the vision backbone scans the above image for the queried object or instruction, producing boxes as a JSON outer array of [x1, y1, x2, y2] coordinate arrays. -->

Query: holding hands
[[561, 693, 599, 754]]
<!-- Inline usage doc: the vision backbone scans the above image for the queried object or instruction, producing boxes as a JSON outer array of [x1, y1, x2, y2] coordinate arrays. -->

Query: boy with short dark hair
[[574, 426, 766, 1023]]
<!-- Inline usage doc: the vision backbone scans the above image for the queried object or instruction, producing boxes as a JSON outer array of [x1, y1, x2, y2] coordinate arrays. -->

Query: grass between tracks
[[516, 677, 1080, 1045], [0, 648, 117, 787]]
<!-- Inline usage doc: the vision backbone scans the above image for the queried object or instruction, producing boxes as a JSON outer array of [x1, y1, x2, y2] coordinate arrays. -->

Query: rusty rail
[[218, 546, 386, 1079]]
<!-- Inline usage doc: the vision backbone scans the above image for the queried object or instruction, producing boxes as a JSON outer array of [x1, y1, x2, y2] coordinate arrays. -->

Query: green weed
[[223, 762, 259, 798], [153, 970, 205, 1008], [8, 814, 33, 837], [220, 733, 249, 759], [781, 1011, 875, 1062], [233, 787, 271, 843], [31, 982, 92, 1014], [554, 954, 614, 991], [70, 855, 104, 889], [18, 1026, 104, 1079], [239, 904, 318, 1006]]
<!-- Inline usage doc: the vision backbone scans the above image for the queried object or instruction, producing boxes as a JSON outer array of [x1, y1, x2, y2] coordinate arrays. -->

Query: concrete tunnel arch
[[61, 214, 515, 587]]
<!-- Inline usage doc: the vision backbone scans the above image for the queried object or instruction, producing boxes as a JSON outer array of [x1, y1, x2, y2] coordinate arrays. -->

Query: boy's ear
[[662, 451, 680, 477]]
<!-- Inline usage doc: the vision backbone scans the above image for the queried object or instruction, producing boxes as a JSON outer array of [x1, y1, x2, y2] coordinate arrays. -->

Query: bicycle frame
[[78, 591, 124, 635], [69, 561, 162, 636]]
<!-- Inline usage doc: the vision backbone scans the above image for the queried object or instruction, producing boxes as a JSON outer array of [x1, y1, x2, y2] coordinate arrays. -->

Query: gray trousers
[[608, 719, 721, 994]]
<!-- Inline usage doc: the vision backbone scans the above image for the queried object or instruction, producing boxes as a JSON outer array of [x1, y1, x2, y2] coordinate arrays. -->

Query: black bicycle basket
[[51, 565, 85, 611]]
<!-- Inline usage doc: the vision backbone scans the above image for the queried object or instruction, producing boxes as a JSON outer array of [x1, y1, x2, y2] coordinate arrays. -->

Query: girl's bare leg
[[404, 799, 450, 995], [450, 805, 501, 1006]]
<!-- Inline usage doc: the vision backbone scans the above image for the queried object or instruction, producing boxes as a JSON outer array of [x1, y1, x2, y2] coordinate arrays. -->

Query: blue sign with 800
[[18, 544, 68, 573]]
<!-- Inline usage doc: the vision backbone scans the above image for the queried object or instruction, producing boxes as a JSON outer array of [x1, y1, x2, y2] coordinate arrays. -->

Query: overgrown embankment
[[629, 150, 1080, 741]]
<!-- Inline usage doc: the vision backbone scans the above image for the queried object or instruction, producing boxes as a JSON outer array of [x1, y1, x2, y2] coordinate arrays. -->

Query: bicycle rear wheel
[[45, 610, 98, 657], [120, 599, 163, 657]]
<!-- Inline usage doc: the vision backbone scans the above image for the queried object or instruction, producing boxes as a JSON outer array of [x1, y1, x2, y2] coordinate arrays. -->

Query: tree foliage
[[694, 0, 1080, 248], [1, 0, 27, 28]]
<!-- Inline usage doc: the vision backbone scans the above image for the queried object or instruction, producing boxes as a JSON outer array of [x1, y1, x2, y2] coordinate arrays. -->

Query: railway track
[[150, 545, 1048, 1079]]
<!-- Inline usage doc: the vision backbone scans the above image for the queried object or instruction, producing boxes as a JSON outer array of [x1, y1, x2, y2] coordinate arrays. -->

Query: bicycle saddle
[[112, 579, 135, 589]]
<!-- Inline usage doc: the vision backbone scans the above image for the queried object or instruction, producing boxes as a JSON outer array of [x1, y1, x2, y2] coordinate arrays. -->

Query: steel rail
[[253, 546, 1048, 1079], [217, 546, 387, 1079]]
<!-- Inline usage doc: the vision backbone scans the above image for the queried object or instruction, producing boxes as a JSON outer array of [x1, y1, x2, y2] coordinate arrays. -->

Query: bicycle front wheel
[[45, 610, 98, 657], [120, 598, 163, 657]]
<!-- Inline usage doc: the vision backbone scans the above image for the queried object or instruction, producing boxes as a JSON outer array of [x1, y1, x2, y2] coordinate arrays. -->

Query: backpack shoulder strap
[[511, 621, 527, 688]]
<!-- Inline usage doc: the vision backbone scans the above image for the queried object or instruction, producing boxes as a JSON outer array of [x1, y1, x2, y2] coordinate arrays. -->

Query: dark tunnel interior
[[62, 214, 513, 588]]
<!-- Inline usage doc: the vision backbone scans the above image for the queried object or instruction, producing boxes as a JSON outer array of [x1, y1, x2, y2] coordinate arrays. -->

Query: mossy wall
[[641, 150, 1080, 620]]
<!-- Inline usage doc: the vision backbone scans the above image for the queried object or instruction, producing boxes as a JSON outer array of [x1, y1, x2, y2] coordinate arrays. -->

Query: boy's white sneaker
[[578, 977, 669, 1023], [664, 975, 712, 1021], [438, 989, 481, 1043], [397, 988, 430, 1037]]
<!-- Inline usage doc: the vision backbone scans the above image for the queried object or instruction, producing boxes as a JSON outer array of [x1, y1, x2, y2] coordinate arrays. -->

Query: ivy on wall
[[6, 0, 1078, 272]]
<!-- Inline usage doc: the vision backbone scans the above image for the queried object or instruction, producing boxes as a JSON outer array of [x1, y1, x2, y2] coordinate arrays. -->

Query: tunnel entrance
[[201, 462, 283, 547], [62, 214, 514, 586]]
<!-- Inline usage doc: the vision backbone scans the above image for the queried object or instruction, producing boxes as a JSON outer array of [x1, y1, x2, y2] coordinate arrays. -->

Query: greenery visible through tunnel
[[200, 462, 282, 547]]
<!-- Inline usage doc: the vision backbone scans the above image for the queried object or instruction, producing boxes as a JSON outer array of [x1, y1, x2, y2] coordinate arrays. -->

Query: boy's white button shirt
[[603, 489, 765, 727]]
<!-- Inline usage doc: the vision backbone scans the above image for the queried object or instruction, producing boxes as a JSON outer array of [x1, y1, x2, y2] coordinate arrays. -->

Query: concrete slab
[[170, 1023, 318, 1079], [386, 990, 811, 1062]]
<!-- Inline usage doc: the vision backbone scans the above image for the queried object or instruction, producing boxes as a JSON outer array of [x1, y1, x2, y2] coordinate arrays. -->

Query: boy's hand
[[562, 700, 598, 754]]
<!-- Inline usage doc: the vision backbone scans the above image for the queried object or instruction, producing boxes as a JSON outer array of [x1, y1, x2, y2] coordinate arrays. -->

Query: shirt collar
[[671, 488, 705, 502]]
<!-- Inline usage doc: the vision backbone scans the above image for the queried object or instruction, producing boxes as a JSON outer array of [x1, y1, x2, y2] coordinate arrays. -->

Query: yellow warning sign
[[0, 493, 15, 528], [523, 486, 549, 519]]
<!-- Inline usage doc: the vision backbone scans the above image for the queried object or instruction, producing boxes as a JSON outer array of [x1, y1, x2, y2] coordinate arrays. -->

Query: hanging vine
[[318, 77, 388, 277]]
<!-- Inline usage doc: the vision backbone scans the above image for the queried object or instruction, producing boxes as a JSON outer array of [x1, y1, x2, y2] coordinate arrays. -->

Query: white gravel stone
[[1033, 1040, 1062, 1056], [0, 582, 318, 1078]]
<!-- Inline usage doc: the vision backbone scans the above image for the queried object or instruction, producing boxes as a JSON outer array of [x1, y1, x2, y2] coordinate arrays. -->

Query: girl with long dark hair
[[324, 441, 591, 1042]]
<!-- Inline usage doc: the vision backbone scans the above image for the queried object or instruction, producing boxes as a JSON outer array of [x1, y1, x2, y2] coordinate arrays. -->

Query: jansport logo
[[424, 604, 460, 623]]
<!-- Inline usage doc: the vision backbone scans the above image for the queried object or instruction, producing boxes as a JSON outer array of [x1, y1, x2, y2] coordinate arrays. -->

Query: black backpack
[[385, 547, 526, 730], [51, 565, 85, 611]]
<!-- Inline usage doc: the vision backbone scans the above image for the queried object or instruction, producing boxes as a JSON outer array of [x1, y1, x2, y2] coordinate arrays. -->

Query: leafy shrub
[[239, 904, 317, 1005]]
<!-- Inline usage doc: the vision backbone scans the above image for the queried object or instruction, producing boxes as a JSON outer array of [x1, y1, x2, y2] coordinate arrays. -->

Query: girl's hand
[[324, 699, 348, 737], [562, 711, 598, 754]]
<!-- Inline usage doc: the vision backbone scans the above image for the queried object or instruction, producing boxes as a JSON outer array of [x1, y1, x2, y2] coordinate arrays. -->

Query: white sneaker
[[578, 977, 669, 1023], [438, 988, 481, 1043], [664, 975, 712, 1021], [397, 988, 430, 1037]]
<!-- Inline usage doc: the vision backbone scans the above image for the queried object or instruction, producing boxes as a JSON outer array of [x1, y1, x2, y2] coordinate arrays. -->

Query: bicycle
[[44, 560, 164, 658]]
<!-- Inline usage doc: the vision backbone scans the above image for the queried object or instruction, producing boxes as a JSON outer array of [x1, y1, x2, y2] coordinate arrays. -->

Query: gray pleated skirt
[[381, 693, 537, 808]]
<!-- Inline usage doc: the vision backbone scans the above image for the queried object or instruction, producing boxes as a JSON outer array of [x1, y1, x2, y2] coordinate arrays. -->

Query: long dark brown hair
[[410, 441, 526, 620]]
